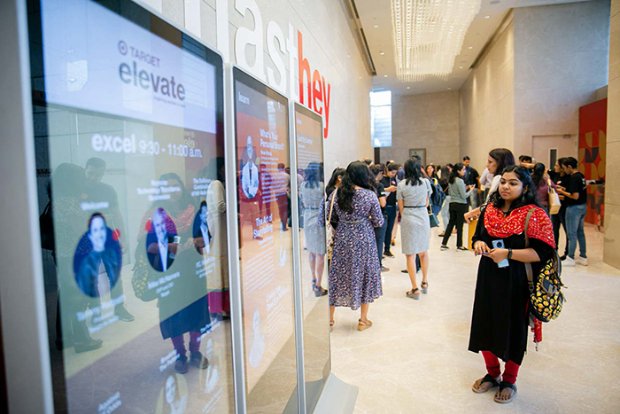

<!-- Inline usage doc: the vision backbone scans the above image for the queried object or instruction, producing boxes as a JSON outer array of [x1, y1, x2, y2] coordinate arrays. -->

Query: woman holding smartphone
[[469, 166, 555, 404]]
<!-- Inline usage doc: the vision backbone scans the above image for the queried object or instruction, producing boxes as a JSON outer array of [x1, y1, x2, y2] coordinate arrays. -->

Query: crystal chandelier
[[391, 0, 481, 81]]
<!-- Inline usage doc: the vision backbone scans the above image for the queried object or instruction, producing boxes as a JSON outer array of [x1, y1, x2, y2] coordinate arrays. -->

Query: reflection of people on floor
[[155, 173, 211, 374], [300, 163, 327, 296], [146, 208, 177, 272], [273, 163, 290, 231], [52, 163, 102, 353], [75, 213, 121, 298], [241, 136, 259, 199], [192, 201, 211, 255], [164, 374, 187, 414], [248, 309, 265, 368], [84, 158, 134, 321]]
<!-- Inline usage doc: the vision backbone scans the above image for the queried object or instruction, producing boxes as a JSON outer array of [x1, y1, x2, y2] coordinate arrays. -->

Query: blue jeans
[[565, 204, 587, 259], [375, 214, 388, 265], [440, 196, 451, 231]]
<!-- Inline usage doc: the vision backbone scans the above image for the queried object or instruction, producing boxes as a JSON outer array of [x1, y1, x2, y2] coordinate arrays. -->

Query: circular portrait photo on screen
[[240, 135, 259, 199], [155, 373, 188, 414], [146, 207, 178, 272], [73, 212, 122, 298], [193, 201, 213, 255]]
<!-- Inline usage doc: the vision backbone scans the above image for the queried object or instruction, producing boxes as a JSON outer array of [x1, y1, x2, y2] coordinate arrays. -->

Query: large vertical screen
[[32, 0, 234, 412], [233, 68, 298, 412], [294, 103, 330, 413]]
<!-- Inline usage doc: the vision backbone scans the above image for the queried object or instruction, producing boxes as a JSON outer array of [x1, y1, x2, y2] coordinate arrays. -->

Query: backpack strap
[[524, 208, 536, 292], [328, 188, 337, 223]]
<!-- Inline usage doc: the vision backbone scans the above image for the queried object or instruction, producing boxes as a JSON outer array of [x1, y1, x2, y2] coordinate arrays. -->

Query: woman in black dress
[[469, 166, 555, 403]]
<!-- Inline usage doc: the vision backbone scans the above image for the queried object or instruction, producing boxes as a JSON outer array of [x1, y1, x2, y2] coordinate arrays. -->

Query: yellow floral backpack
[[524, 209, 565, 322]]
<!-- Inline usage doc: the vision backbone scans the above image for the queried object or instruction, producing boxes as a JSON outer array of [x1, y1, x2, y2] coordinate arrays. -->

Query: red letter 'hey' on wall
[[298, 31, 331, 139]]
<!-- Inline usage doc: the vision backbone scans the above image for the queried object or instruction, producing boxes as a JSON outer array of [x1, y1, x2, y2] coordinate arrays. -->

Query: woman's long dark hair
[[326, 167, 345, 196], [449, 162, 465, 184], [490, 165, 540, 210], [404, 159, 423, 186], [337, 161, 373, 213], [531, 162, 546, 187], [489, 148, 515, 175]]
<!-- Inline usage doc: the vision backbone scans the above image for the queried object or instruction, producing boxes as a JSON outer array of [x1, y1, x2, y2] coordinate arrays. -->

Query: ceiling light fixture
[[484, 15, 490, 19], [391, 0, 481, 81], [380, 51, 386, 56]]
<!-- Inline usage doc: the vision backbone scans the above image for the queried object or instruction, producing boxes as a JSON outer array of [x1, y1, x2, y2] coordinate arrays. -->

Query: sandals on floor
[[421, 281, 428, 294], [471, 374, 500, 394], [406, 288, 420, 300], [494, 381, 517, 403], [357, 319, 373, 331]]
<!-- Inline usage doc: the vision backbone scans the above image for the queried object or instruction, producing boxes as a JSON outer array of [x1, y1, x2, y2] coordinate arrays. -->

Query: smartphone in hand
[[491, 239, 509, 268]]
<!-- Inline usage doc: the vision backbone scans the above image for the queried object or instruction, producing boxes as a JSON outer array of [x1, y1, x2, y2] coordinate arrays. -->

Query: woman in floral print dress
[[320, 161, 384, 331]]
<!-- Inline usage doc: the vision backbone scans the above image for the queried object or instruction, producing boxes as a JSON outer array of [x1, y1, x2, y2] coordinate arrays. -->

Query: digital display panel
[[294, 103, 330, 412], [32, 0, 233, 412], [233, 68, 298, 412]]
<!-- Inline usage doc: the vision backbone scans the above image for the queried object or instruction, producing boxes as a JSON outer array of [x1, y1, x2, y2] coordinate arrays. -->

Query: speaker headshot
[[241, 135, 259, 199], [146, 208, 178, 272], [193, 201, 212, 255], [73, 212, 122, 298]]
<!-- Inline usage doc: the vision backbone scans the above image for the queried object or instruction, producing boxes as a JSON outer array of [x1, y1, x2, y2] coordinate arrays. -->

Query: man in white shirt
[[241, 136, 259, 199], [147, 208, 176, 272]]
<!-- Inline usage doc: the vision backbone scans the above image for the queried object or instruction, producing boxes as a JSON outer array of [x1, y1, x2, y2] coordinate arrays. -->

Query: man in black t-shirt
[[462, 156, 480, 208], [381, 163, 399, 257], [557, 157, 587, 266]]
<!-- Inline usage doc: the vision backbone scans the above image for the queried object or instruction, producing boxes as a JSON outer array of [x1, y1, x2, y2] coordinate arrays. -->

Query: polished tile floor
[[329, 224, 620, 414]]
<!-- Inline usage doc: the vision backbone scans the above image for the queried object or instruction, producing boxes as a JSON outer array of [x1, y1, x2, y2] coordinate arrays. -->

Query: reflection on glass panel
[[233, 68, 297, 413], [31, 0, 233, 412], [294, 104, 331, 412]]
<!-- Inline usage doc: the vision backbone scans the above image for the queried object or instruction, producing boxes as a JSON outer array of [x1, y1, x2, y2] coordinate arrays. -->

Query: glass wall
[[30, 0, 234, 412], [294, 103, 330, 413], [233, 68, 298, 413]]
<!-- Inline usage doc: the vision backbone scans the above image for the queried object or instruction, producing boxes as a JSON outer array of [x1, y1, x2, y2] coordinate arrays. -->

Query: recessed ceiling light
[[373, 24, 379, 29], [468, 46, 473, 50], [383, 74, 388, 78], [459, 66, 464, 69], [379, 51, 385, 56], [448, 87, 452, 90], [406, 86, 411, 90], [484, 15, 490, 19]]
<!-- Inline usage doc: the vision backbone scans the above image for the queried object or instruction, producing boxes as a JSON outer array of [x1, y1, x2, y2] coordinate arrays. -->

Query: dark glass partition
[[294, 103, 331, 412], [232, 68, 298, 413], [30, 0, 234, 412]]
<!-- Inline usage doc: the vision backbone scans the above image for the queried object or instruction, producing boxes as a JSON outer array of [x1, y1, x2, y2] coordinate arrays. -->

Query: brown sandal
[[494, 382, 517, 403], [472, 374, 500, 393], [406, 288, 420, 300], [357, 319, 373, 331]]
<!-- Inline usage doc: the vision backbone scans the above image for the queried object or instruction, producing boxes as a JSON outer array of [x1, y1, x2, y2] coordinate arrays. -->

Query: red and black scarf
[[484, 203, 556, 249]]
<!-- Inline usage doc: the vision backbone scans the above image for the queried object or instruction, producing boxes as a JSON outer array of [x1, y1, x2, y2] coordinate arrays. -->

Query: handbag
[[326, 189, 337, 261], [547, 179, 561, 215], [39, 201, 55, 251], [524, 209, 565, 322], [428, 211, 440, 228]]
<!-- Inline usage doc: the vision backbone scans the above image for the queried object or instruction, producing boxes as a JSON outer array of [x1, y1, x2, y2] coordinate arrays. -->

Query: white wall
[[459, 17, 515, 170], [382, 91, 460, 166], [136, 0, 373, 175], [513, 0, 610, 158]]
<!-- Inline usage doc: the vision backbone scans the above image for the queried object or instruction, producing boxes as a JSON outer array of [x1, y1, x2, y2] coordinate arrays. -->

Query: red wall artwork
[[578, 98, 607, 227]]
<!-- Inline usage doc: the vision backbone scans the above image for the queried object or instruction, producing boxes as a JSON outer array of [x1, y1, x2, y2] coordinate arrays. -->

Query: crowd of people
[[322, 148, 588, 404]]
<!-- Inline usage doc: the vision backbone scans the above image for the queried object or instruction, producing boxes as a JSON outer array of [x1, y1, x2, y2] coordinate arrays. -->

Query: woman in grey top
[[300, 163, 327, 296], [397, 159, 432, 299], [441, 162, 474, 250]]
